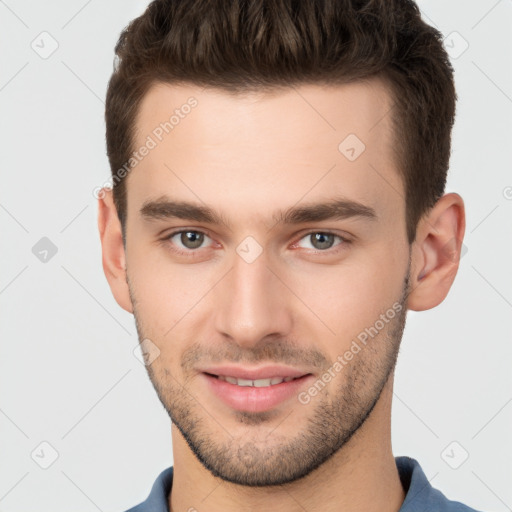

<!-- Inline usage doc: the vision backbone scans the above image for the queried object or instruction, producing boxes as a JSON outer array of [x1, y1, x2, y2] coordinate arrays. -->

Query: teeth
[[217, 375, 297, 387], [254, 378, 272, 387]]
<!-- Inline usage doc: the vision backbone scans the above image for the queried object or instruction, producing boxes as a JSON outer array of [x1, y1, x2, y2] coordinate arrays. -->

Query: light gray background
[[0, 1, 511, 511]]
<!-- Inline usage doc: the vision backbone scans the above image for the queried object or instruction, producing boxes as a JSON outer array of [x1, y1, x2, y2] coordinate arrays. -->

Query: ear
[[407, 193, 466, 311], [97, 187, 133, 314]]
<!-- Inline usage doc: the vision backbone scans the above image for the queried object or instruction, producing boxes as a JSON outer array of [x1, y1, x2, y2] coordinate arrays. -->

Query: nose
[[213, 247, 294, 349]]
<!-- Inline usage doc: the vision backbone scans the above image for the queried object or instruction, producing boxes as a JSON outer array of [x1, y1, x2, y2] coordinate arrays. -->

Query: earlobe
[[407, 193, 466, 312], [97, 187, 133, 314]]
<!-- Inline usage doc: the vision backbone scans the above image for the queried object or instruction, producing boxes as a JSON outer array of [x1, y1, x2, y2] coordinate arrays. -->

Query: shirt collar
[[127, 456, 476, 511]]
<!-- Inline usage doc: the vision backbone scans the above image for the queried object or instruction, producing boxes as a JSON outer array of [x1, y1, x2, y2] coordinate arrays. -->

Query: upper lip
[[199, 365, 311, 380]]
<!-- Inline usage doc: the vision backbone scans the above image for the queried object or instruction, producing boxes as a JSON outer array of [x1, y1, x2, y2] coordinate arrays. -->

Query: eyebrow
[[140, 195, 377, 229]]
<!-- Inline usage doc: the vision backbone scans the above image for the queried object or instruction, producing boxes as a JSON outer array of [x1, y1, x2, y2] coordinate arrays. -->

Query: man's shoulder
[[122, 466, 174, 512], [396, 455, 485, 512]]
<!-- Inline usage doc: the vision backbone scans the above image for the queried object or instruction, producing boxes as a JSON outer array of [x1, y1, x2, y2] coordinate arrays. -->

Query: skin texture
[[98, 79, 465, 512]]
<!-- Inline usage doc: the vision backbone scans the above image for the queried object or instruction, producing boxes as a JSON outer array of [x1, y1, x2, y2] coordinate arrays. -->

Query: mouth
[[199, 366, 314, 413]]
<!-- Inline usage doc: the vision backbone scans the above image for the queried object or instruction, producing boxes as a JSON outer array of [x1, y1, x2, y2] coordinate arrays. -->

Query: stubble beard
[[129, 270, 410, 487]]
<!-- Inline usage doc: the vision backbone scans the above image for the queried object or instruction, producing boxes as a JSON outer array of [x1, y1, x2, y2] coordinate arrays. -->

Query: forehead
[[127, 79, 402, 226], [134, 78, 394, 149]]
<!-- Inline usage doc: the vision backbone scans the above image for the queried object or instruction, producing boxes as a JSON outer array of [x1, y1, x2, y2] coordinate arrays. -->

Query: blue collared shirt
[[124, 456, 483, 511]]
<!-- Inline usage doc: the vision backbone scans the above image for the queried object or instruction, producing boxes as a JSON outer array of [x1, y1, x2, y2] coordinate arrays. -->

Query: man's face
[[123, 80, 411, 485]]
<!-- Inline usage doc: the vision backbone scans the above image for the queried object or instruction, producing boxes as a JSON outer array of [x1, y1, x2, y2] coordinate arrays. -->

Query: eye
[[163, 230, 213, 252], [295, 231, 349, 252], [160, 229, 351, 257]]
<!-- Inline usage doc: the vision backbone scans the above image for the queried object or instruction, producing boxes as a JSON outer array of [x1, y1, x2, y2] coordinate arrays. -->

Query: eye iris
[[311, 233, 334, 250], [181, 231, 204, 249]]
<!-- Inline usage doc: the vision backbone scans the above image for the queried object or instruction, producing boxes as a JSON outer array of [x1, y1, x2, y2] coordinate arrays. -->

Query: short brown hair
[[105, 0, 456, 244]]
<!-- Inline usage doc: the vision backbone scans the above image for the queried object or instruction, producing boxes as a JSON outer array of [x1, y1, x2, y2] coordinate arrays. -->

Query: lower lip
[[202, 373, 313, 413]]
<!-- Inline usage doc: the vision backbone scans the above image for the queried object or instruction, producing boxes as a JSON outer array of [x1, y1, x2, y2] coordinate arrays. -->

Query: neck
[[169, 379, 405, 512]]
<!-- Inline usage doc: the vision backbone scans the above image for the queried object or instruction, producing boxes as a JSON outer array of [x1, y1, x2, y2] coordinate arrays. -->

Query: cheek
[[128, 234, 407, 353], [291, 250, 405, 339], [128, 240, 212, 333]]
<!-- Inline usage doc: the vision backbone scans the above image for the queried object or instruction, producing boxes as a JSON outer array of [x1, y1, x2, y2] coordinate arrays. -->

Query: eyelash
[[160, 229, 352, 257]]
